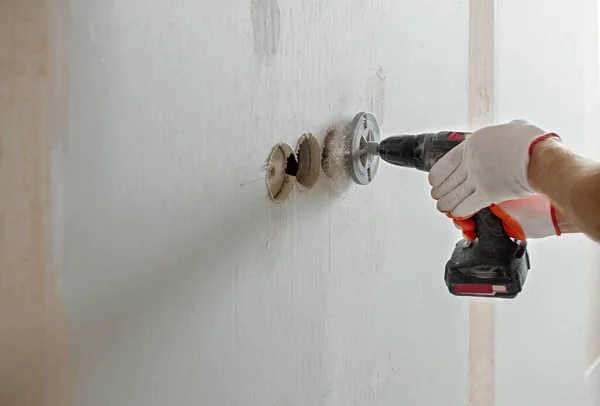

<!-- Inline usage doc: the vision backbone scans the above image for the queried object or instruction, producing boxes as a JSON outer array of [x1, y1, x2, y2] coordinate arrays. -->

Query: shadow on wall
[[73, 185, 280, 360]]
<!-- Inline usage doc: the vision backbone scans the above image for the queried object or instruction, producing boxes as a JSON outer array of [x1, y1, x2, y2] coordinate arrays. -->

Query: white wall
[[61, 1, 470, 405], [57, 1, 600, 405]]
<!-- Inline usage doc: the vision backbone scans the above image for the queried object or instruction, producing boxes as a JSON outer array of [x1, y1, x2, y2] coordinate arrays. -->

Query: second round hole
[[295, 133, 321, 189]]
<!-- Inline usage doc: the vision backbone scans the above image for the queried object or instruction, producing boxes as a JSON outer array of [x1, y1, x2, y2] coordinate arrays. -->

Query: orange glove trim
[[446, 213, 477, 242], [448, 206, 528, 242], [528, 132, 561, 156], [489, 204, 527, 241]]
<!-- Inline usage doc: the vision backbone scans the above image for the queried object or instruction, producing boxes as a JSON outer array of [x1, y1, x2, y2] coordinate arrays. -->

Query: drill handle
[[472, 207, 508, 241]]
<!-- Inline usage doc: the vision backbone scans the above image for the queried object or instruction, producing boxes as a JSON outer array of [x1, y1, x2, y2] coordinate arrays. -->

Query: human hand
[[449, 194, 561, 241], [428, 119, 560, 218]]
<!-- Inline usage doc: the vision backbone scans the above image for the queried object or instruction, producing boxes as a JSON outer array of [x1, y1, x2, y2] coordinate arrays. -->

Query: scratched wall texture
[[60, 0, 470, 405]]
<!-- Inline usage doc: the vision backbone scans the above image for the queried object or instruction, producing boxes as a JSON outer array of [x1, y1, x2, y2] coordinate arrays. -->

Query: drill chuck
[[378, 135, 428, 171], [377, 131, 468, 172]]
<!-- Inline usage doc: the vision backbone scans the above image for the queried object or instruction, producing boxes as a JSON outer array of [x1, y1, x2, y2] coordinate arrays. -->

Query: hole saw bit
[[339, 112, 530, 299]]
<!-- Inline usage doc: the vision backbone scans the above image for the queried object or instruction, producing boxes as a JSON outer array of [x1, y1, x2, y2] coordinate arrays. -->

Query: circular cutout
[[266, 143, 295, 202], [295, 133, 321, 190]]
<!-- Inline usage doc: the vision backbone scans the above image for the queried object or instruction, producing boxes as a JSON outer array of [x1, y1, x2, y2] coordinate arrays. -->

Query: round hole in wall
[[266, 143, 295, 202], [321, 127, 345, 179], [295, 133, 321, 190]]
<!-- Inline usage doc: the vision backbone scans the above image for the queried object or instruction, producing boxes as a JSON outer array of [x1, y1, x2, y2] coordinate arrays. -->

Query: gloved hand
[[428, 119, 560, 219], [449, 194, 562, 241]]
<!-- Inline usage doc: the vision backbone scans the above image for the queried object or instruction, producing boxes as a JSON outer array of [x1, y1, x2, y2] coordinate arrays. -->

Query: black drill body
[[378, 132, 530, 299], [378, 131, 465, 171]]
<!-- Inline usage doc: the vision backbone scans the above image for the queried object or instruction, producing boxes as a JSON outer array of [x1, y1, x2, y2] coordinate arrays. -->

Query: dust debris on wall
[[321, 127, 354, 195]]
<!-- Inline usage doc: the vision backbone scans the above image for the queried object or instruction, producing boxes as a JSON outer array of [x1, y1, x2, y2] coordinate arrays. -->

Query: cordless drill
[[376, 131, 530, 298]]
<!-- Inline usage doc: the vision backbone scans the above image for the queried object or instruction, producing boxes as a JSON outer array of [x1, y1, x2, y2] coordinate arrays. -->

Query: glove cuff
[[528, 132, 561, 155], [498, 194, 559, 239], [550, 204, 562, 236]]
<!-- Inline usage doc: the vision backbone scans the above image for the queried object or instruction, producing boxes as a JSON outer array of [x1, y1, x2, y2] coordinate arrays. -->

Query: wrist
[[553, 205, 580, 234], [527, 135, 562, 192]]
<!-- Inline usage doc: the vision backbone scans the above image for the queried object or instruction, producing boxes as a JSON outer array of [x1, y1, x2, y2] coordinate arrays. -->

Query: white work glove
[[449, 194, 561, 241], [429, 119, 560, 218]]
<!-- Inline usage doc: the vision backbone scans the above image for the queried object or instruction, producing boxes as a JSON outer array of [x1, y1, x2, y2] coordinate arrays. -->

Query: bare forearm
[[528, 138, 600, 241]]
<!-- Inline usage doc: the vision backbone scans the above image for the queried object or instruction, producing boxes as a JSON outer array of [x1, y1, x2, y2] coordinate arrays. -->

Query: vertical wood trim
[[0, 0, 72, 404], [468, 1, 495, 405]]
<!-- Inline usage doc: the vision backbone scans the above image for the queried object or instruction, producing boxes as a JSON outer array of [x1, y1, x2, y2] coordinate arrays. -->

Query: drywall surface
[[61, 0, 470, 405], [495, 0, 598, 405]]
